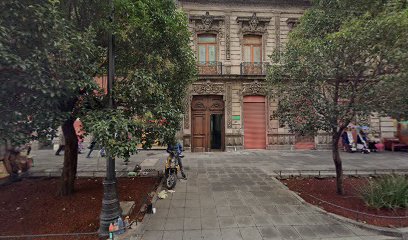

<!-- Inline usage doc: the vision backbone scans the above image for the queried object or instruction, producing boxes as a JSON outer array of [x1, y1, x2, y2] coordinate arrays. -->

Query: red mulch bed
[[282, 177, 408, 228], [0, 177, 160, 240]]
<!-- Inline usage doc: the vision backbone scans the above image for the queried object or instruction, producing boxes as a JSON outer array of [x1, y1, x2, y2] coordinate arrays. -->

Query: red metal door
[[243, 96, 266, 149]]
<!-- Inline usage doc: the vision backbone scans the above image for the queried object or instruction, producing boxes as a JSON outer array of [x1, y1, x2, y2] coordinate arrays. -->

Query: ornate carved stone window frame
[[236, 13, 271, 62], [190, 12, 225, 63], [286, 18, 299, 31]]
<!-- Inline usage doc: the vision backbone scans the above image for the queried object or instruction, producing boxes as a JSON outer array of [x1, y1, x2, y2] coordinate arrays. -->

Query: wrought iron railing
[[240, 62, 269, 75], [197, 61, 223, 75]]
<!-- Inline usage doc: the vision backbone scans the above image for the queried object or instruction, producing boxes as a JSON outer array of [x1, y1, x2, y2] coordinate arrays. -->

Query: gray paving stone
[[154, 199, 170, 208], [183, 230, 202, 240], [200, 200, 216, 208], [187, 186, 199, 193], [172, 192, 186, 200], [259, 226, 282, 240], [168, 207, 185, 218], [214, 198, 229, 206], [228, 199, 245, 206], [220, 228, 243, 240], [239, 227, 263, 240], [235, 216, 256, 227], [164, 218, 184, 230], [276, 205, 296, 214], [252, 214, 272, 226], [269, 215, 287, 226], [186, 192, 200, 200], [263, 205, 279, 215], [303, 214, 329, 225], [293, 225, 318, 239], [186, 199, 200, 208], [310, 224, 338, 238], [216, 206, 233, 217], [359, 236, 401, 240], [200, 208, 217, 217], [329, 224, 356, 237], [346, 225, 377, 236], [202, 229, 222, 240], [150, 208, 169, 219], [283, 214, 307, 225], [185, 207, 201, 218], [117, 150, 404, 240], [276, 226, 302, 240], [201, 216, 220, 229], [184, 217, 201, 230], [170, 199, 186, 208], [141, 230, 163, 240], [230, 206, 252, 216], [162, 230, 183, 240], [145, 219, 165, 231], [218, 216, 238, 228]]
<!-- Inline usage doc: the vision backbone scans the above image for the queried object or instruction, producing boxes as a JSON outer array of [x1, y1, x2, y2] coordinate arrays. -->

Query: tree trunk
[[332, 133, 344, 195], [60, 118, 78, 196]]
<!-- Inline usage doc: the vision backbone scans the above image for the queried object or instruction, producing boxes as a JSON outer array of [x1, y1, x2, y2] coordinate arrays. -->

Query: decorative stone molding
[[236, 13, 271, 35], [190, 12, 224, 64], [275, 14, 281, 56], [184, 95, 192, 129], [242, 80, 266, 96], [268, 133, 296, 145], [286, 18, 299, 30], [190, 12, 225, 34], [236, 13, 271, 61], [192, 80, 225, 95], [225, 15, 231, 60], [226, 83, 232, 128]]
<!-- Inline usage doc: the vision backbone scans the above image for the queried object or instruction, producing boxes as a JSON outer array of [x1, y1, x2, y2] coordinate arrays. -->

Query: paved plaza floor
[[126, 165, 402, 240], [29, 148, 408, 177], [28, 148, 407, 239]]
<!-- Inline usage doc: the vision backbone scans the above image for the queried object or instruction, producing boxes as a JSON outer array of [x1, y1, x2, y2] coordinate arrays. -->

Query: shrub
[[360, 175, 408, 209]]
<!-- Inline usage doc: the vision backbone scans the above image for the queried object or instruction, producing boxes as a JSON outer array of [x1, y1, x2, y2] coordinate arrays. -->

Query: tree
[[2, 0, 195, 195], [0, 0, 99, 195], [81, 0, 196, 161], [267, 0, 408, 194]]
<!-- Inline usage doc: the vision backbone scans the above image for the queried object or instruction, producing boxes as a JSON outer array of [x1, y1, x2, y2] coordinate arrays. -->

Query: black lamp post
[[98, 0, 121, 236]]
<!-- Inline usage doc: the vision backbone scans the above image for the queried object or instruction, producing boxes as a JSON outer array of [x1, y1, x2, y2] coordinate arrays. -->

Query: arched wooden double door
[[191, 95, 225, 152]]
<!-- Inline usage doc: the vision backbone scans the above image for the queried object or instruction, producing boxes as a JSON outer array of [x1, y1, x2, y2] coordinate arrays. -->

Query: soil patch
[[282, 177, 408, 228], [0, 177, 160, 239]]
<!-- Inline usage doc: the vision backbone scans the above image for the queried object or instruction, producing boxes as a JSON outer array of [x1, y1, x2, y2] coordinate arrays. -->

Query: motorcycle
[[164, 150, 182, 189]]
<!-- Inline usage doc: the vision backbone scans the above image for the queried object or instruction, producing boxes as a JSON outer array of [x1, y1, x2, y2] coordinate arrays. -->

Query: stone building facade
[[178, 0, 397, 152]]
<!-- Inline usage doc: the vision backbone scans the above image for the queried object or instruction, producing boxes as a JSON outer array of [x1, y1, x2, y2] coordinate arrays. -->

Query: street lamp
[[99, 0, 121, 236]]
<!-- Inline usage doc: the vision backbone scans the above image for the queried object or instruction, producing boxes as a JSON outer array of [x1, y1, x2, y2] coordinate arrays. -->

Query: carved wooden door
[[192, 112, 207, 152], [191, 95, 224, 152]]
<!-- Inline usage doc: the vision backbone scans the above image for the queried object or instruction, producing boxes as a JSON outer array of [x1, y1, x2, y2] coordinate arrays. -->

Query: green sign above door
[[232, 115, 241, 120]]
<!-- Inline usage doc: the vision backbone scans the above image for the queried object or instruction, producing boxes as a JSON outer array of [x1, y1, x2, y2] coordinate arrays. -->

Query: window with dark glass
[[242, 35, 263, 75], [197, 34, 220, 74], [198, 34, 217, 64], [243, 35, 262, 63]]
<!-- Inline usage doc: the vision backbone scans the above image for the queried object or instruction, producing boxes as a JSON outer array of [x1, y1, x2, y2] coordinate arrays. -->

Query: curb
[[273, 177, 408, 240], [116, 176, 165, 240]]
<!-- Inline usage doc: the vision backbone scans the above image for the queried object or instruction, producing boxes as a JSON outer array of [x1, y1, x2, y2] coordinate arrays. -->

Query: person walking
[[55, 126, 65, 156], [86, 137, 96, 158]]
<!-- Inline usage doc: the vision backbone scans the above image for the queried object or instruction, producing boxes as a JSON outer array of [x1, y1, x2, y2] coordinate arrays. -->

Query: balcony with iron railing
[[197, 61, 223, 75], [240, 62, 270, 75], [196, 61, 271, 76]]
